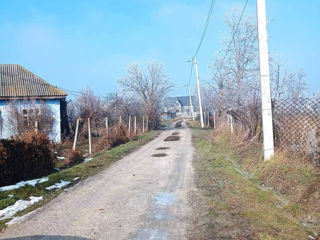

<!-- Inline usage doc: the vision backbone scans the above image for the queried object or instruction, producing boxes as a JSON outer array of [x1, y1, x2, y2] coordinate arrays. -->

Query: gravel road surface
[[0, 121, 195, 240]]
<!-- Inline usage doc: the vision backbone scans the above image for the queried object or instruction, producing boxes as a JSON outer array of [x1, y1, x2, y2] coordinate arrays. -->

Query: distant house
[[0, 64, 68, 142], [164, 96, 199, 116]]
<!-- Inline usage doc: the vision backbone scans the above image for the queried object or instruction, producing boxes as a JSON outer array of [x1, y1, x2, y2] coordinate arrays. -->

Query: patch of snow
[[83, 153, 89, 157], [0, 177, 49, 192], [56, 156, 65, 160], [73, 177, 80, 181], [45, 180, 71, 191], [64, 182, 81, 192], [53, 151, 58, 154], [0, 196, 43, 220], [84, 157, 93, 163], [8, 194, 14, 199], [54, 168, 61, 171]]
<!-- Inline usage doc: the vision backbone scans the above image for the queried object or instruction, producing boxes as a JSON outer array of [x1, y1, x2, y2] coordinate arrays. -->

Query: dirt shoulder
[[189, 126, 318, 240]]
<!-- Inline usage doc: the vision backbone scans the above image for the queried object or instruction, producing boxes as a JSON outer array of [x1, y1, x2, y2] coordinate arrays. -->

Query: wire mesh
[[217, 97, 320, 162]]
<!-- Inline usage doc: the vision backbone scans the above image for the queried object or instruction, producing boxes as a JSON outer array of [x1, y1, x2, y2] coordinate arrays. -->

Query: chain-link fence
[[215, 97, 320, 163], [273, 98, 320, 160]]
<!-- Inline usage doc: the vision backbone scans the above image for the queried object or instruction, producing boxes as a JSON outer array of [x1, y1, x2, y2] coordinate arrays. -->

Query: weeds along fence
[[215, 97, 320, 163]]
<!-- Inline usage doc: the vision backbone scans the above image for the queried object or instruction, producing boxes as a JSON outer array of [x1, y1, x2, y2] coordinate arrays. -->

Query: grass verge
[[0, 131, 159, 231], [189, 125, 318, 240]]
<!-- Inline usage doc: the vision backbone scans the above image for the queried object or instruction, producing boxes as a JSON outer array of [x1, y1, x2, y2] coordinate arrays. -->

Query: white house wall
[[0, 99, 61, 142]]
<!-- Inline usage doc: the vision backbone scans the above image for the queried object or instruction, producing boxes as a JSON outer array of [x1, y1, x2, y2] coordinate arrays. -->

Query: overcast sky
[[0, 0, 319, 98]]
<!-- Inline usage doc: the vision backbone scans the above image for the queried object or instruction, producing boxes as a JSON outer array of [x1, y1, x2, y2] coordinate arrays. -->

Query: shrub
[[94, 130, 110, 153], [0, 131, 54, 187], [108, 124, 130, 147], [66, 150, 84, 165]]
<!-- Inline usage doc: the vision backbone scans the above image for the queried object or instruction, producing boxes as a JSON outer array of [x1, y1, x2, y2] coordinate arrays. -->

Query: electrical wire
[[188, 60, 194, 86], [58, 87, 109, 99], [193, 0, 216, 58]]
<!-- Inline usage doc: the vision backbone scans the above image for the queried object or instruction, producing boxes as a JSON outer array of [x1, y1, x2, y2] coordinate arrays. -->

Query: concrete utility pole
[[119, 115, 122, 125], [256, 0, 274, 160], [187, 85, 195, 120], [213, 111, 216, 129], [193, 56, 204, 128], [134, 116, 137, 134]]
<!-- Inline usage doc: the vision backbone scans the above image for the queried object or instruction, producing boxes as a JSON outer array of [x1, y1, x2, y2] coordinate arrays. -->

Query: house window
[[21, 108, 41, 127]]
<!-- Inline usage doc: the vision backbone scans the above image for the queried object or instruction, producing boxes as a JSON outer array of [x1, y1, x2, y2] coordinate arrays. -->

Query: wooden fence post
[[73, 118, 80, 151], [88, 118, 92, 154], [105, 117, 108, 129], [230, 115, 234, 134], [35, 121, 39, 133], [146, 115, 149, 131], [142, 116, 145, 133]]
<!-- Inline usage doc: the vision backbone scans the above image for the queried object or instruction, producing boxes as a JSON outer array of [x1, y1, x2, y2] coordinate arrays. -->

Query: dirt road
[[1, 121, 195, 240]]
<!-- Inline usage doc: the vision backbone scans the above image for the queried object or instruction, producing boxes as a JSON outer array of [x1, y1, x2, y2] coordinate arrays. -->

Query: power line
[[193, 0, 216, 58], [188, 61, 194, 86], [59, 87, 109, 99]]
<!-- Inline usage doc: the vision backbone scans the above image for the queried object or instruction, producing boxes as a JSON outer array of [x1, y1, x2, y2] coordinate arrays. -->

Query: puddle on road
[[171, 132, 180, 136], [152, 153, 168, 157], [153, 192, 177, 207], [164, 136, 180, 141], [129, 229, 168, 240], [155, 147, 170, 150]]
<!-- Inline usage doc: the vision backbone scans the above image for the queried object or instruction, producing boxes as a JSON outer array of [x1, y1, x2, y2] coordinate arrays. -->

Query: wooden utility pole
[[193, 56, 204, 128], [256, 0, 274, 160], [128, 115, 131, 132], [88, 118, 92, 154], [134, 116, 137, 134], [73, 118, 80, 151]]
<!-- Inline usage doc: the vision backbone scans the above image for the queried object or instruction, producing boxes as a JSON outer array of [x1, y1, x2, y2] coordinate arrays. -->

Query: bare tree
[[269, 58, 307, 100], [208, 11, 260, 112], [118, 62, 172, 129], [7, 100, 54, 137]]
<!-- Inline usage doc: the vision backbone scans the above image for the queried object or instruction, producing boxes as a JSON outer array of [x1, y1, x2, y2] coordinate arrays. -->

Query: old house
[[0, 64, 68, 142], [164, 96, 199, 116]]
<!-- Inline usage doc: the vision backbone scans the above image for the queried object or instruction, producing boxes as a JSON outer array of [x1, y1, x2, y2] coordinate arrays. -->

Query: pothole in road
[[155, 147, 170, 150], [164, 136, 180, 141], [171, 132, 180, 136], [152, 153, 168, 157], [175, 121, 182, 128]]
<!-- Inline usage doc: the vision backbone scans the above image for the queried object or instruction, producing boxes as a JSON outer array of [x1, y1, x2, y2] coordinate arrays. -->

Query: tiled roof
[[0, 64, 67, 99]]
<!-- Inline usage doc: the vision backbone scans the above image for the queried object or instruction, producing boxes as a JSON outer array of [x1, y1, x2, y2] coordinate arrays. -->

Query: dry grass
[[189, 122, 320, 240]]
